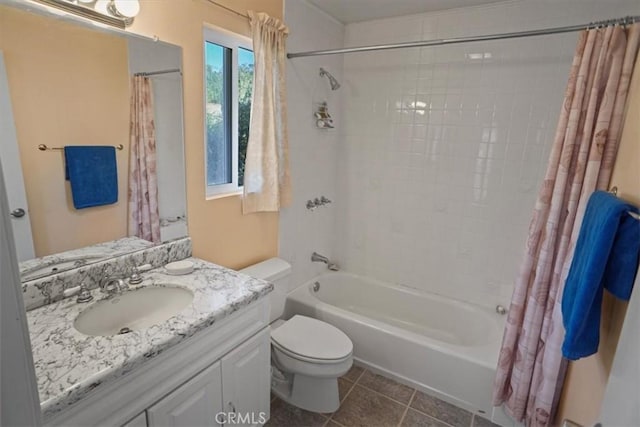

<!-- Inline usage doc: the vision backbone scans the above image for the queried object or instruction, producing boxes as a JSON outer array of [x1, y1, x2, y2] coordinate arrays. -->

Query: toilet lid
[[271, 315, 353, 361]]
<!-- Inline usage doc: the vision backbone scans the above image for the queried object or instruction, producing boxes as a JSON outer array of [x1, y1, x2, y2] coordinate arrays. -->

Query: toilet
[[240, 258, 353, 413]]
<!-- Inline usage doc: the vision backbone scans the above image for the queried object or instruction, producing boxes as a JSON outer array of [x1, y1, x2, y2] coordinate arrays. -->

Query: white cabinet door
[[221, 328, 270, 427], [147, 361, 223, 427], [122, 412, 147, 427]]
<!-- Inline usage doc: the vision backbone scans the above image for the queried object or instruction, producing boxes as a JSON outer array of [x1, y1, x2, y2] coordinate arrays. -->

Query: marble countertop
[[26, 257, 273, 420]]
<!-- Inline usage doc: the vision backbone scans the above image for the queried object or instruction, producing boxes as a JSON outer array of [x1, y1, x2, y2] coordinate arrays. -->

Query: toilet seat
[[271, 340, 352, 365], [271, 315, 353, 363]]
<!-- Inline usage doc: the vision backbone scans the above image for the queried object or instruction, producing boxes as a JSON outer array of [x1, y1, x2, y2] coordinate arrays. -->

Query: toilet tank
[[239, 258, 291, 323]]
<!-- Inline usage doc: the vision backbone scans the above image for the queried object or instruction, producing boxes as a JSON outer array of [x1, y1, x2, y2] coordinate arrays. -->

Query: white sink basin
[[74, 286, 194, 336]]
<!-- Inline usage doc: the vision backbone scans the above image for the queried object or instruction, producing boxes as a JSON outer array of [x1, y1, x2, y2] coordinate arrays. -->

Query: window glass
[[205, 42, 231, 186], [237, 47, 254, 187]]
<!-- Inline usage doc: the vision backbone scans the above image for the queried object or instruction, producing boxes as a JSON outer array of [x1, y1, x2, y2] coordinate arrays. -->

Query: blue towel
[[562, 191, 640, 360], [64, 146, 118, 209]]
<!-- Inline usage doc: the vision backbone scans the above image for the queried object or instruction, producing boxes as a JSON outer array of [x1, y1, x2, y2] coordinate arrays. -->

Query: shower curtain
[[128, 75, 160, 243], [242, 11, 291, 214], [492, 23, 640, 426]]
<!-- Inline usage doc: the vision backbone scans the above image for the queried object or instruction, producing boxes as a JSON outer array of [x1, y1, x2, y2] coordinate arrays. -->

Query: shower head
[[319, 67, 341, 91]]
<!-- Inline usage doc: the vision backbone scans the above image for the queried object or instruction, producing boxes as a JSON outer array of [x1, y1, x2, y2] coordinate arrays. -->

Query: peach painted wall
[[129, 0, 282, 269], [0, 7, 130, 257], [556, 53, 640, 425]]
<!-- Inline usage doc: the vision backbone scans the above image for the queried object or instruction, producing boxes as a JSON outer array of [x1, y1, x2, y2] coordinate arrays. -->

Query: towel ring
[[38, 144, 125, 151], [609, 186, 618, 196]]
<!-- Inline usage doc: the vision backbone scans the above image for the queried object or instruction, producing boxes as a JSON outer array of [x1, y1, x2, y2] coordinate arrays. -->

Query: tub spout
[[311, 252, 339, 271]]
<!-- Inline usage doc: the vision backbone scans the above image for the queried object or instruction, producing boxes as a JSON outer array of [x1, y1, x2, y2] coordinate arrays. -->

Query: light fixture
[[94, 0, 110, 15], [108, 0, 140, 19], [30, 0, 140, 29]]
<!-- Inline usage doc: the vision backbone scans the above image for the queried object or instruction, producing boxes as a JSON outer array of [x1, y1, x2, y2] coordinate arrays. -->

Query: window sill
[[206, 189, 243, 201]]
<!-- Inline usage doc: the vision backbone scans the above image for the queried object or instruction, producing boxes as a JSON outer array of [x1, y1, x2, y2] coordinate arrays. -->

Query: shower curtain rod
[[204, 0, 249, 19], [134, 69, 182, 77], [287, 15, 640, 59]]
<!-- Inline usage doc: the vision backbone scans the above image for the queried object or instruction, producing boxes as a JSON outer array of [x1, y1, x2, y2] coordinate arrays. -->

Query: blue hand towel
[[562, 191, 640, 360], [64, 146, 118, 209]]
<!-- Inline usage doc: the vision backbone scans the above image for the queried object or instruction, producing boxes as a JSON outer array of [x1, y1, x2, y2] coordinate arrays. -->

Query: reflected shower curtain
[[128, 75, 160, 243], [492, 23, 640, 426], [242, 11, 291, 214]]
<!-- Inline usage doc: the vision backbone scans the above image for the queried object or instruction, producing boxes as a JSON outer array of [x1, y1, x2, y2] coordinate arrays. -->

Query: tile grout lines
[[396, 389, 416, 427], [335, 367, 460, 427], [277, 366, 485, 427], [324, 367, 366, 427]]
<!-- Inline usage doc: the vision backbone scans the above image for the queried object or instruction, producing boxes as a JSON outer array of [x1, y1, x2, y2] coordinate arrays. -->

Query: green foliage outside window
[[237, 62, 253, 186], [205, 48, 253, 187]]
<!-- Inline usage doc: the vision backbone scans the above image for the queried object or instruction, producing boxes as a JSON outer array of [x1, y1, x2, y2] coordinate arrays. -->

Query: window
[[204, 27, 254, 197]]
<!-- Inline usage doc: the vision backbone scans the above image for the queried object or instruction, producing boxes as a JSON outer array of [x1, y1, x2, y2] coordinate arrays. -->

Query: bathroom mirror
[[0, 0, 188, 281]]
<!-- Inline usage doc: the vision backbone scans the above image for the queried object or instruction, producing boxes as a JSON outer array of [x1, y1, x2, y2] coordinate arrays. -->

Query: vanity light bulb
[[94, 0, 109, 14], [112, 0, 140, 18]]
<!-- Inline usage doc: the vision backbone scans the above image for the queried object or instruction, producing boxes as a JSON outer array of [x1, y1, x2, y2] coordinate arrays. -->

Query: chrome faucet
[[99, 276, 129, 295], [99, 263, 151, 295], [311, 252, 339, 271]]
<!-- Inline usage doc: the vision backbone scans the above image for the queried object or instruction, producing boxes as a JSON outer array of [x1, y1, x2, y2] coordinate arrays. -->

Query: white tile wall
[[279, 0, 345, 290], [334, 0, 640, 308]]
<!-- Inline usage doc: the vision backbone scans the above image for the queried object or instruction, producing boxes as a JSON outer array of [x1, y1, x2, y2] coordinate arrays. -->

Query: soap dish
[[165, 260, 194, 275]]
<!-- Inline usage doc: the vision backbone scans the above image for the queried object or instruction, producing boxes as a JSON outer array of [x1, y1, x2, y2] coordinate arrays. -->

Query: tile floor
[[267, 366, 500, 427]]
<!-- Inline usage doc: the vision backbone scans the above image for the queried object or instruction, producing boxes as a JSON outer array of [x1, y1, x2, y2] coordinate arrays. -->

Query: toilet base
[[271, 368, 340, 413]]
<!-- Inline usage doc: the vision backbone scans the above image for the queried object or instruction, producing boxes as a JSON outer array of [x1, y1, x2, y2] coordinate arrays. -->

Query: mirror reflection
[[0, 3, 187, 280]]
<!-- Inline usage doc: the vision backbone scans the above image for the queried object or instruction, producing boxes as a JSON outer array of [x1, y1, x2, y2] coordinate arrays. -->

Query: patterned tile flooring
[[267, 366, 499, 427]]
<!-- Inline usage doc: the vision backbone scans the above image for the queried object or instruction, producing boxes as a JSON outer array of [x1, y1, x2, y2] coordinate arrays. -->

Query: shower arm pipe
[[287, 15, 640, 59]]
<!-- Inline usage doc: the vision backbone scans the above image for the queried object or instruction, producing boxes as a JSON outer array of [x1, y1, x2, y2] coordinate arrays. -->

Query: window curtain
[[128, 75, 161, 243], [492, 24, 640, 426], [243, 11, 291, 214]]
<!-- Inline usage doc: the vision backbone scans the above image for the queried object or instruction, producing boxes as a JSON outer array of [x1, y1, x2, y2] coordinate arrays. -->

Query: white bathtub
[[284, 272, 505, 417]]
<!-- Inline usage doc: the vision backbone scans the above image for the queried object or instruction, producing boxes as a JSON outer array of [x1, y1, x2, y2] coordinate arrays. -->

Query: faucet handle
[[64, 283, 93, 303], [129, 271, 143, 285], [128, 263, 152, 285], [76, 283, 94, 303], [129, 266, 143, 285]]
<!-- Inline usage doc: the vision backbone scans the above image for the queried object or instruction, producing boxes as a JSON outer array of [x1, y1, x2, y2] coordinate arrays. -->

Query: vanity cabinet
[[220, 327, 271, 426], [146, 328, 270, 427], [147, 362, 224, 427], [46, 298, 271, 427], [122, 412, 148, 427]]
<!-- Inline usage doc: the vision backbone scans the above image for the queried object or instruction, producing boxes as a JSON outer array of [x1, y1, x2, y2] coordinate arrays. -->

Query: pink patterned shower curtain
[[128, 75, 160, 243], [492, 23, 640, 426]]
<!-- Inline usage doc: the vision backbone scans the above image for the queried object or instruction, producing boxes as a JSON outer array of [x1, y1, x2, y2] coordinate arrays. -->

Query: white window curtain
[[243, 11, 291, 214]]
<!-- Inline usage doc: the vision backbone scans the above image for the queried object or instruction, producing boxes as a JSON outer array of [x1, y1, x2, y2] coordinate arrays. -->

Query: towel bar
[[38, 144, 124, 151], [609, 186, 640, 221]]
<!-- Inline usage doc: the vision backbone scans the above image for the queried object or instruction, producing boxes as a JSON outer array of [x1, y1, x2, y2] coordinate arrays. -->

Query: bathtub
[[284, 272, 505, 417]]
